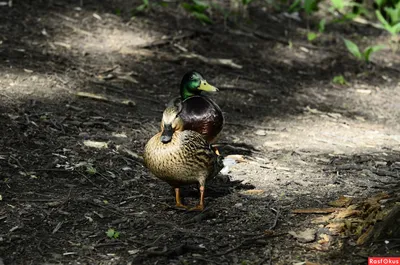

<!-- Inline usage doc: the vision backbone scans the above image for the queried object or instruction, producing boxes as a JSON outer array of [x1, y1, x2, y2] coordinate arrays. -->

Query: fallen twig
[[76, 91, 136, 106], [138, 32, 195, 49], [215, 235, 267, 256], [224, 122, 275, 131], [89, 81, 161, 105], [292, 208, 343, 214], [269, 207, 280, 230], [180, 53, 243, 69]]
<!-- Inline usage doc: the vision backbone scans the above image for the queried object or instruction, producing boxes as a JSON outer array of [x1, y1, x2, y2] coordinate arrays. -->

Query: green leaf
[[376, 10, 393, 32], [136, 4, 147, 12], [374, 0, 386, 8], [318, 19, 326, 33], [159, 2, 168, 7], [331, 0, 344, 11], [106, 229, 115, 238], [343, 12, 359, 21], [192, 0, 209, 12], [384, 6, 400, 25], [343, 38, 362, 60], [304, 0, 317, 15], [192, 11, 213, 24], [363, 45, 386, 62], [392, 22, 400, 33], [307, 32, 318, 41], [182, 2, 193, 11], [288, 0, 302, 13], [332, 75, 347, 85], [86, 165, 96, 175]]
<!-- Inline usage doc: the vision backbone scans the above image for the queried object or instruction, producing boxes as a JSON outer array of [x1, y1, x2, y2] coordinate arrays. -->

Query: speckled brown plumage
[[143, 105, 224, 210], [144, 130, 223, 187]]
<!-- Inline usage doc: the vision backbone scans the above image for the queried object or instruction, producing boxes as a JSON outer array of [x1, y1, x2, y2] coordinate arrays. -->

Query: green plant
[[135, 0, 150, 13], [182, 0, 213, 24], [307, 32, 318, 41], [106, 228, 120, 239], [86, 165, 97, 175], [242, 0, 254, 5], [289, 0, 319, 14], [376, 9, 400, 35], [332, 75, 347, 85], [319, 19, 326, 33], [307, 19, 326, 42], [329, 0, 368, 22], [343, 38, 386, 62]]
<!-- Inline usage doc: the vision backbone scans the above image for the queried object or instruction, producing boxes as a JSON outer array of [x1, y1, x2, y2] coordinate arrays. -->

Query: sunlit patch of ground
[[0, 69, 72, 105], [44, 11, 159, 55], [227, 113, 400, 198], [54, 26, 156, 54]]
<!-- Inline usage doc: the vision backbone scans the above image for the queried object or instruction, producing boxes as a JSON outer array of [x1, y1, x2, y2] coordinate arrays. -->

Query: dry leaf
[[309, 242, 330, 251], [336, 208, 361, 219], [328, 195, 353, 207], [264, 230, 275, 236], [288, 228, 316, 243], [317, 234, 331, 244], [326, 222, 345, 235], [305, 261, 324, 265], [311, 214, 335, 224]]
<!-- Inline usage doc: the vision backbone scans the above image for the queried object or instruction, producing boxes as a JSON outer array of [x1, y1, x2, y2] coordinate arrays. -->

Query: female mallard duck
[[163, 71, 224, 154], [143, 103, 224, 211]]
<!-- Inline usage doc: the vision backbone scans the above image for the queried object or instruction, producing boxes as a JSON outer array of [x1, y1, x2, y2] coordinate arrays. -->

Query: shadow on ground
[[0, 1, 400, 264]]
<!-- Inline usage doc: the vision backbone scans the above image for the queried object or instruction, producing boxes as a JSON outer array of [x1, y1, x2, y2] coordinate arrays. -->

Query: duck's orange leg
[[174, 188, 187, 209], [189, 186, 205, 211]]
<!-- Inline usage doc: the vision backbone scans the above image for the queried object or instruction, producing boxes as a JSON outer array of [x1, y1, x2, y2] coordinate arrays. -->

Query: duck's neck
[[180, 84, 200, 100]]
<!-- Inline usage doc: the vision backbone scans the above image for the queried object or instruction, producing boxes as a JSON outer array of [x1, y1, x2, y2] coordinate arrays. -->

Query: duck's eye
[[203, 82, 206, 85]]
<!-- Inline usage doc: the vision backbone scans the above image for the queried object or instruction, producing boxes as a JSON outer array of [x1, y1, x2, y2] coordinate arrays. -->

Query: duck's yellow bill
[[198, 80, 218, 92]]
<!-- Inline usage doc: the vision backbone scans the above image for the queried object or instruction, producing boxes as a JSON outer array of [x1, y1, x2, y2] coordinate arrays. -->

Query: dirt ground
[[0, 1, 399, 264]]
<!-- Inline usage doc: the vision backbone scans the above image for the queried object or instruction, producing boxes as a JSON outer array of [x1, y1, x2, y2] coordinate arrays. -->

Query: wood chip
[[355, 89, 372, 94], [240, 189, 265, 196], [83, 140, 108, 149]]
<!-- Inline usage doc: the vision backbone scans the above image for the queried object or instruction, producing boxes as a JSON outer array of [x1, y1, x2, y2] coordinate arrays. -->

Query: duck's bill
[[198, 80, 219, 92], [160, 124, 173, 143]]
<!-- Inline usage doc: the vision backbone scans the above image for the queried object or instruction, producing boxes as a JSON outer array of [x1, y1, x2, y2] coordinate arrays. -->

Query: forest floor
[[0, 1, 399, 264]]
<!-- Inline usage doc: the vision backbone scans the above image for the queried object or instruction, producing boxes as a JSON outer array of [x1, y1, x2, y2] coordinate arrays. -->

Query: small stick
[[292, 208, 343, 214]]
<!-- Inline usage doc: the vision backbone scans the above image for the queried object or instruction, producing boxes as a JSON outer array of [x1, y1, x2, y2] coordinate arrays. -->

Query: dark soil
[[0, 1, 399, 264]]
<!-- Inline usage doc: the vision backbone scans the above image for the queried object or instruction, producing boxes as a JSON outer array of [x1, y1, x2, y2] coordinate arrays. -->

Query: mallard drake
[[143, 103, 224, 211], [163, 71, 224, 154]]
